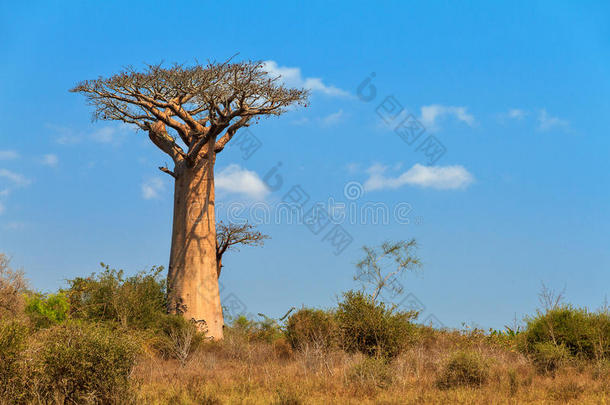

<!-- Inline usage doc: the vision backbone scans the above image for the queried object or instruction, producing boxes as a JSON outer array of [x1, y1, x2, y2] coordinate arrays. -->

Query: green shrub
[[348, 356, 394, 389], [25, 292, 69, 329], [152, 314, 206, 364], [436, 351, 490, 389], [285, 308, 336, 351], [335, 290, 415, 359], [227, 314, 284, 343], [531, 342, 570, 374], [0, 320, 29, 402], [63, 263, 166, 329], [28, 321, 140, 404], [522, 306, 610, 360]]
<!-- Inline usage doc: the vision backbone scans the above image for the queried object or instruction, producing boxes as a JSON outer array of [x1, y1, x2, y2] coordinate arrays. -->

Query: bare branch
[[214, 116, 251, 153], [215, 221, 269, 278], [71, 59, 309, 168], [158, 165, 176, 178]]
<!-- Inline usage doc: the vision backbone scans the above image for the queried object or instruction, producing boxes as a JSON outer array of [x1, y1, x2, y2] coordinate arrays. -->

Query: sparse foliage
[[216, 221, 269, 277], [354, 240, 420, 303], [0, 320, 29, 401], [538, 282, 566, 312], [0, 254, 28, 318], [71, 60, 309, 170]]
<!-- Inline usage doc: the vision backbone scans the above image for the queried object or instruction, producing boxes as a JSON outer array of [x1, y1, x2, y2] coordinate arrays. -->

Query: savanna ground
[[1, 253, 609, 404]]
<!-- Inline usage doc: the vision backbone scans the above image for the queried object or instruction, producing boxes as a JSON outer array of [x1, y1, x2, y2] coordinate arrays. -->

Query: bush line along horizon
[[1, 251, 609, 403]]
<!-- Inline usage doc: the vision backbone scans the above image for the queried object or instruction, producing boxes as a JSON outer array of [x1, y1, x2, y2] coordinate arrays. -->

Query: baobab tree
[[216, 221, 269, 278], [71, 60, 308, 339]]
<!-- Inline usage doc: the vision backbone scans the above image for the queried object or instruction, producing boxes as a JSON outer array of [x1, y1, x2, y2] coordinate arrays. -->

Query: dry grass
[[132, 330, 610, 405]]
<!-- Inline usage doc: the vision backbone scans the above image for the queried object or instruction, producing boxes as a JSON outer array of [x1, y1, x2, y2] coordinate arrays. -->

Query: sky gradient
[[1, 1, 609, 329]]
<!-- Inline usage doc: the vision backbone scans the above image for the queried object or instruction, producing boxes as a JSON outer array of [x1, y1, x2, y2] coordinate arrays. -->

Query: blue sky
[[1, 1, 609, 329]]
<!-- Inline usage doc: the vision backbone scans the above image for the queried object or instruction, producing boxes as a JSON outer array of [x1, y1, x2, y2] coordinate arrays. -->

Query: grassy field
[[132, 326, 610, 404], [2, 256, 609, 404]]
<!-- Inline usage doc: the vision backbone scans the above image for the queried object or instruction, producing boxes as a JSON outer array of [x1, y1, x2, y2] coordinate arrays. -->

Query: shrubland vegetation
[[1, 250, 609, 404]]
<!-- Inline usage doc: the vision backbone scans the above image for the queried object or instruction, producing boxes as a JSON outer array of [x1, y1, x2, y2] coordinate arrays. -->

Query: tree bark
[[166, 152, 224, 340]]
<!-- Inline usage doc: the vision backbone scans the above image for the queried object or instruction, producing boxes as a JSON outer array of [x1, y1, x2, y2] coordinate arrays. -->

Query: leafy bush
[[25, 292, 69, 329], [522, 306, 610, 360], [63, 263, 166, 329], [436, 351, 490, 389], [0, 254, 28, 318], [227, 314, 284, 343], [285, 308, 336, 351], [348, 356, 394, 389], [0, 320, 29, 402], [28, 321, 140, 404], [152, 314, 205, 364], [254, 315, 284, 343], [335, 290, 415, 359], [531, 342, 570, 374]]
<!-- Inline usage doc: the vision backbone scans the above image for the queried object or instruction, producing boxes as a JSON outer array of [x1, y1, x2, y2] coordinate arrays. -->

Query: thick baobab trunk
[[167, 155, 224, 340]]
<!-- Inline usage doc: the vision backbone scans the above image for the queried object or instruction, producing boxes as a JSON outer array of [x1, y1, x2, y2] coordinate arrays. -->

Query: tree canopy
[[71, 60, 309, 173]]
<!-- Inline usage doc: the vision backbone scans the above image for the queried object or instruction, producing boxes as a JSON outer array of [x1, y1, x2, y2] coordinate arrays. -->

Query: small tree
[[215, 221, 269, 278], [354, 240, 421, 303]]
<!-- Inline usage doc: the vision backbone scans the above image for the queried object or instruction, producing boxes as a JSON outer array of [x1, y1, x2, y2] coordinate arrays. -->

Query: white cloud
[[507, 109, 527, 120], [91, 126, 120, 143], [364, 163, 474, 191], [48, 124, 82, 145], [41, 154, 59, 167], [262, 61, 349, 97], [216, 164, 269, 199], [141, 178, 166, 200], [0, 150, 19, 160], [291, 117, 310, 126], [3, 221, 25, 230], [538, 109, 568, 131], [0, 169, 31, 187], [321, 109, 344, 126], [51, 123, 131, 145], [419, 105, 475, 131], [0, 169, 30, 216]]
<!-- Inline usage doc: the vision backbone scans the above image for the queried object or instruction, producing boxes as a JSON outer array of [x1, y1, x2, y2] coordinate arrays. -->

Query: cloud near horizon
[[364, 163, 474, 191]]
